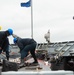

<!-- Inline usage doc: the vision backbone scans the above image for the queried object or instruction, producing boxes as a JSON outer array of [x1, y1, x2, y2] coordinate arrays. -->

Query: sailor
[[0, 29, 13, 60], [13, 37, 38, 65]]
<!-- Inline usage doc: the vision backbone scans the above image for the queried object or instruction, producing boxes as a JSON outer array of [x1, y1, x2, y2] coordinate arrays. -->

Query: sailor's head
[[6, 28, 13, 36], [13, 38, 17, 44]]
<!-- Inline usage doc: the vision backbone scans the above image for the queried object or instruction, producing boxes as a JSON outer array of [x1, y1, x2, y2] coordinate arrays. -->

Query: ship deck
[[0, 58, 74, 75]]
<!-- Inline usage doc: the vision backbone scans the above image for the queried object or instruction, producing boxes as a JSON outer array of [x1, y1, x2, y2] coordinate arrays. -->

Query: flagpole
[[31, 0, 33, 38], [21, 0, 33, 38]]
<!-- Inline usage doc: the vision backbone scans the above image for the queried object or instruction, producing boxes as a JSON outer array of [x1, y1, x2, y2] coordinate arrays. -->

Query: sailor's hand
[[2, 52, 5, 54]]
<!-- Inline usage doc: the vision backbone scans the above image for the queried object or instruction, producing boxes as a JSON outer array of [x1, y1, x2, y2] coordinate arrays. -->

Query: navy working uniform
[[13, 38, 38, 65], [0, 29, 13, 60]]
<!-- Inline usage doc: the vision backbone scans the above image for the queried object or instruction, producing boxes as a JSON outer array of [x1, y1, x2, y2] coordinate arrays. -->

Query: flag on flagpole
[[20, 0, 33, 38], [21, 0, 31, 7]]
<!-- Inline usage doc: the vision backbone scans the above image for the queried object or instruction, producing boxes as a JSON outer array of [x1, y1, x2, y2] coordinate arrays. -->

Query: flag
[[21, 0, 31, 7]]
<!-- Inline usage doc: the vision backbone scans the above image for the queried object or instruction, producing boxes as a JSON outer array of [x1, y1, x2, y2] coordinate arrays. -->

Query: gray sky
[[0, 0, 74, 44]]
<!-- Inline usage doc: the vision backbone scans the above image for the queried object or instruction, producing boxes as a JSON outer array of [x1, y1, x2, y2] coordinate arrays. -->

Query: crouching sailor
[[13, 37, 38, 66]]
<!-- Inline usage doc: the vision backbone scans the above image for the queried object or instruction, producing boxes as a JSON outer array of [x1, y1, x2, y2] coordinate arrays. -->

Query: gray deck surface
[[0, 56, 74, 75], [18, 58, 51, 71]]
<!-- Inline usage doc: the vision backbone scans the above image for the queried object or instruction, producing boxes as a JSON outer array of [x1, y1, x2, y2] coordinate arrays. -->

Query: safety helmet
[[13, 38, 17, 43], [7, 29, 13, 35]]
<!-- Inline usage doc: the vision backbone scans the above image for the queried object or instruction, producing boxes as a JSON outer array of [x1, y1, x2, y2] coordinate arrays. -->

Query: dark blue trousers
[[20, 43, 37, 62], [0, 45, 9, 60]]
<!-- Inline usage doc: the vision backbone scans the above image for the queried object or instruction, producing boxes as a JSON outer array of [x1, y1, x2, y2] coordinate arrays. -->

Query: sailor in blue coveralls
[[0, 29, 13, 60], [13, 37, 38, 65]]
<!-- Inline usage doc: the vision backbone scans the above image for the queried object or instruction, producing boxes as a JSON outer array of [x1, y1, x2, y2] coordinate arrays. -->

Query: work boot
[[19, 59, 25, 67], [31, 61, 39, 66]]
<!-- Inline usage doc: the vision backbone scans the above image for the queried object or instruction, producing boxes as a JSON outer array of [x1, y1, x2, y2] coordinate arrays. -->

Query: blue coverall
[[0, 31, 10, 60], [16, 38, 38, 63]]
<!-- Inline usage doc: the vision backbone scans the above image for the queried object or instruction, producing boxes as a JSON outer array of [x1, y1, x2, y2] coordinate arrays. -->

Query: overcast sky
[[0, 0, 74, 44]]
